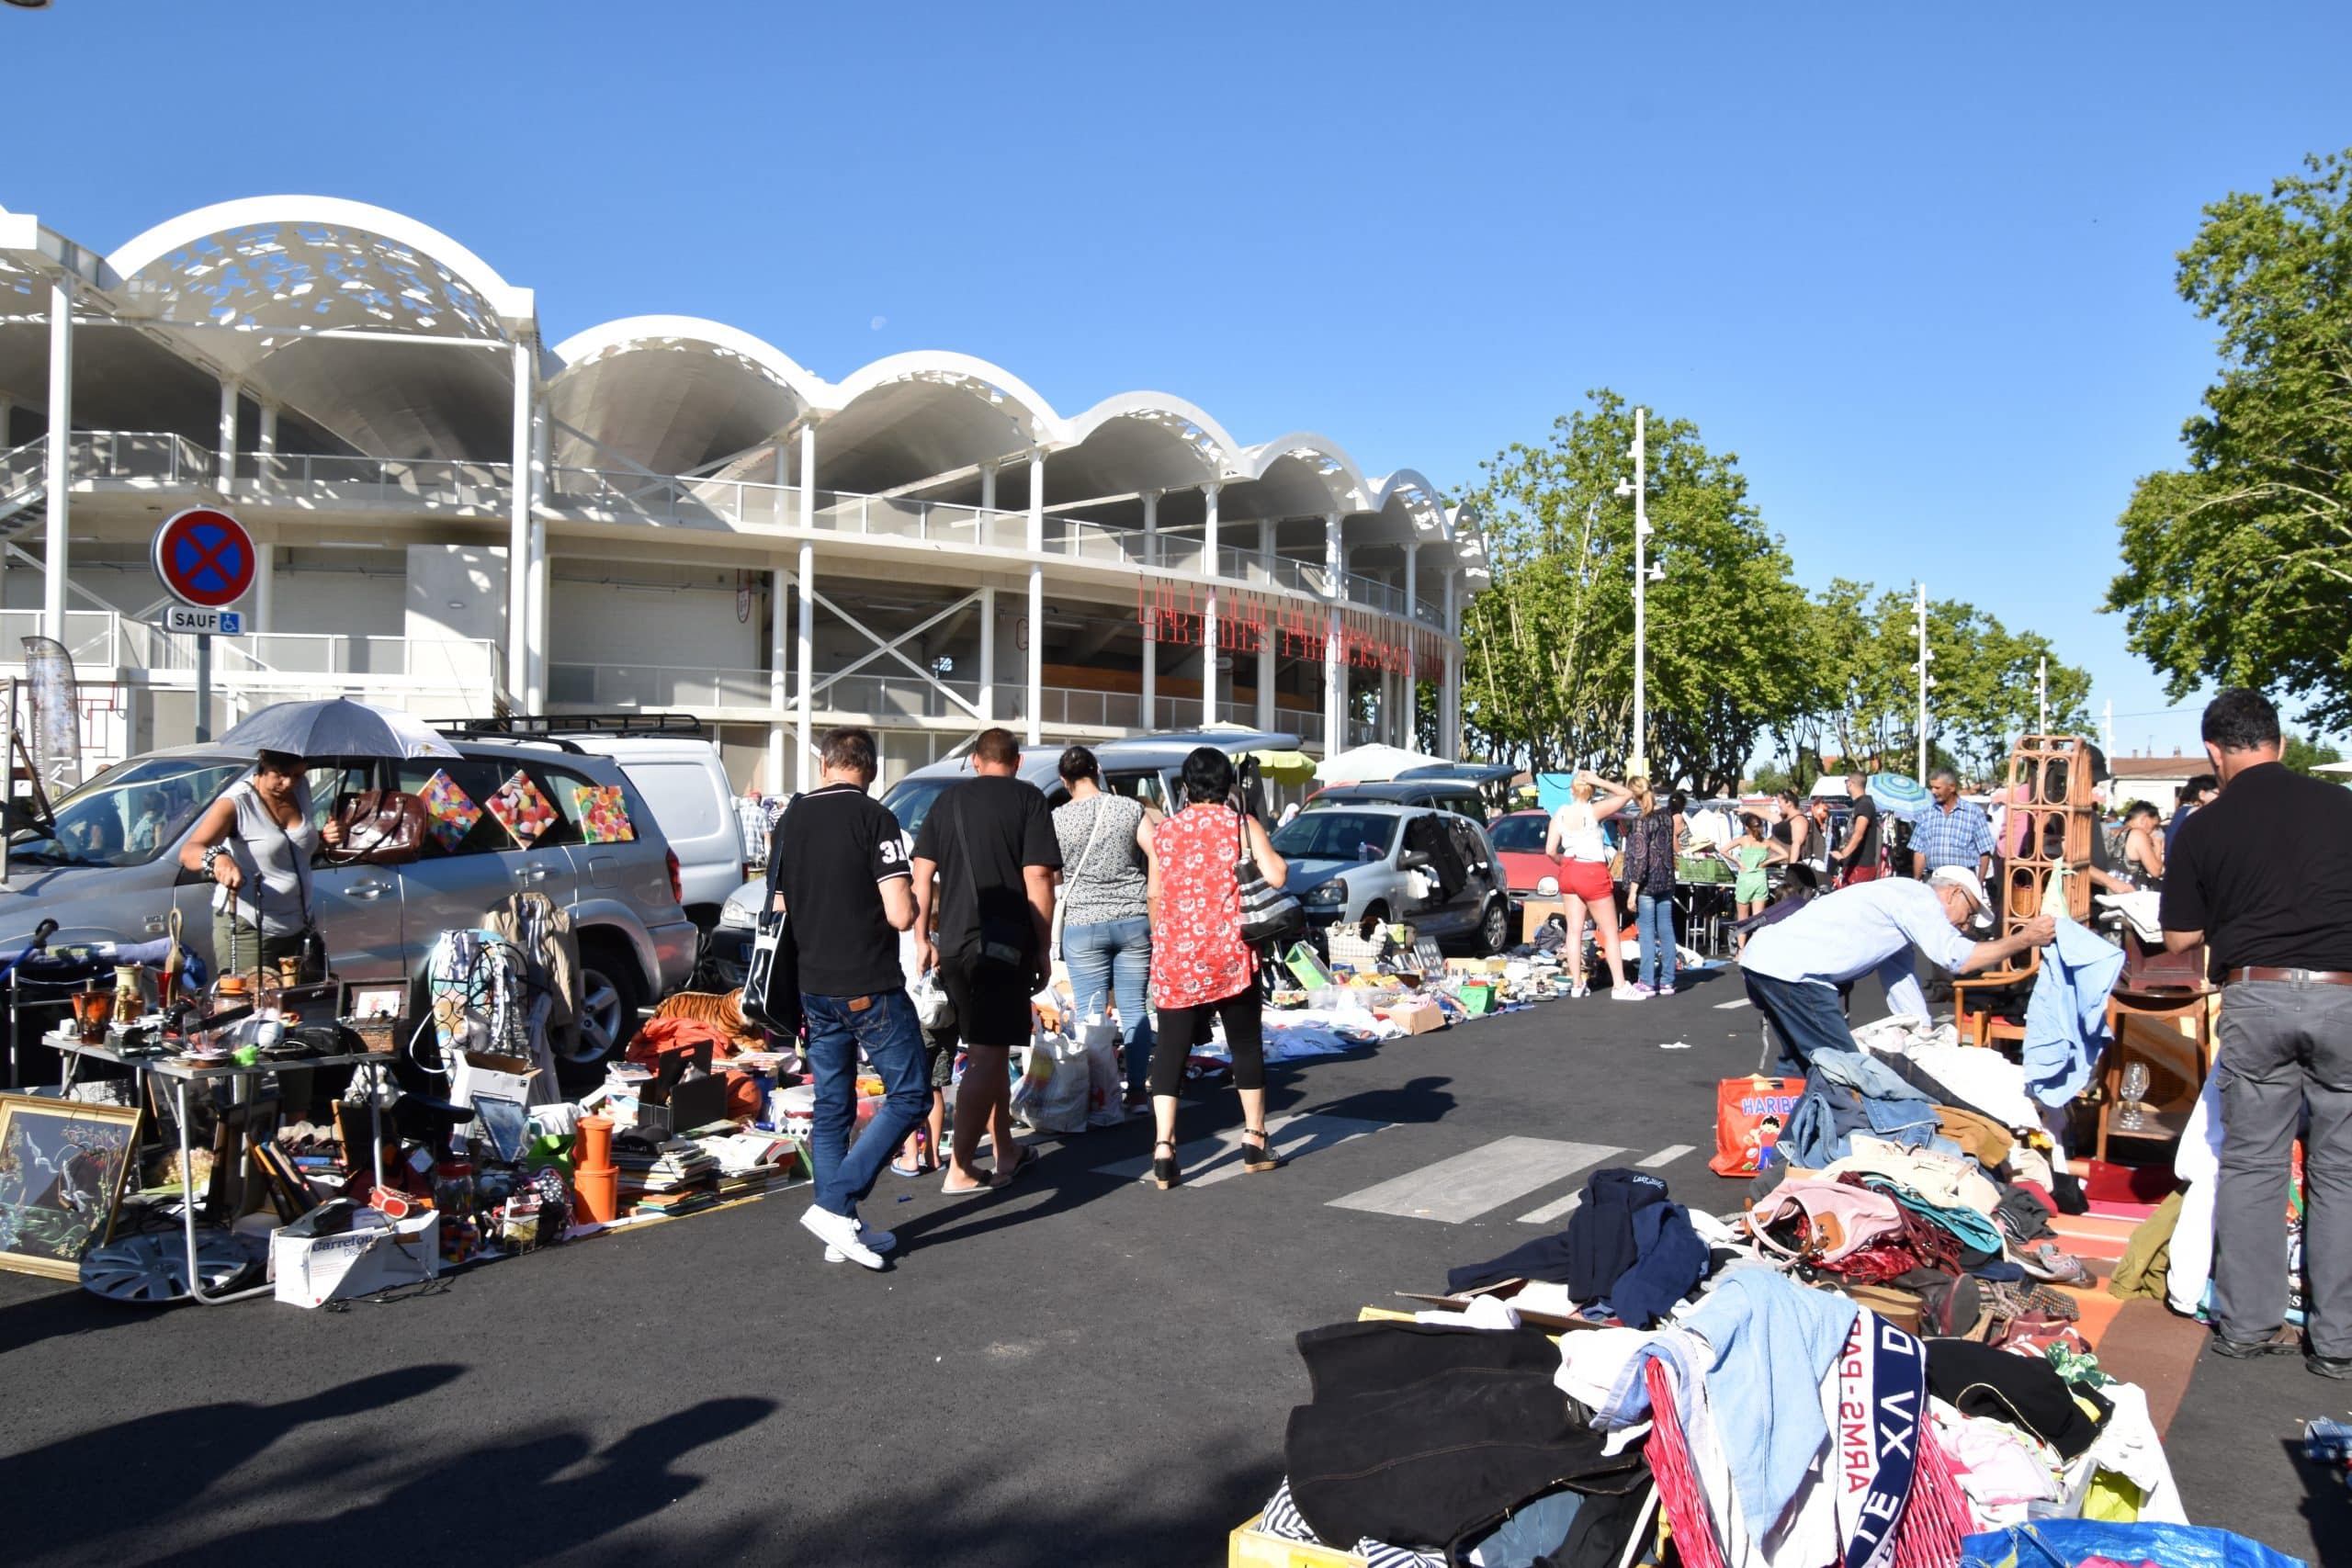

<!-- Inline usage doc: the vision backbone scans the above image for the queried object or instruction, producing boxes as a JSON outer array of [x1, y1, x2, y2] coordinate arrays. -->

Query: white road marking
[[1091, 1112, 1386, 1189], [1638, 1144, 1696, 1168], [1517, 1191, 1585, 1225], [1329, 1136, 1620, 1224], [1714, 998, 1750, 1010]]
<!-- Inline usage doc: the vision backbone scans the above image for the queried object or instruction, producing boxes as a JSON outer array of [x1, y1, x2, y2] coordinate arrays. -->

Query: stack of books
[[696, 1131, 796, 1201], [616, 1136, 718, 1218]]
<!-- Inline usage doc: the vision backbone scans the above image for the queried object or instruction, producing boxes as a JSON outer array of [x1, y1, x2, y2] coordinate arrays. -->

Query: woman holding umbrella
[[180, 750, 345, 979]]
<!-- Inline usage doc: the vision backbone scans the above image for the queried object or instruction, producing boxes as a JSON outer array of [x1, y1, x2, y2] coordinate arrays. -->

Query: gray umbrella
[[217, 698, 460, 760]]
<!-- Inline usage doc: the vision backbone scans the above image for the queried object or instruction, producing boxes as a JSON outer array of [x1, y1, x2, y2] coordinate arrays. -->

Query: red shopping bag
[[1710, 1075, 1804, 1176]]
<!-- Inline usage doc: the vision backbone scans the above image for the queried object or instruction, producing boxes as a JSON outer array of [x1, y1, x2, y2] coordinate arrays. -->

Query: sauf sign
[[151, 507, 256, 744]]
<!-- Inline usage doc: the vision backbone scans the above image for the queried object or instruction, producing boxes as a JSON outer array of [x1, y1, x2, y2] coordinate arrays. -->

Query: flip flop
[[996, 1145, 1036, 1183], [890, 1158, 924, 1179], [939, 1168, 998, 1196]]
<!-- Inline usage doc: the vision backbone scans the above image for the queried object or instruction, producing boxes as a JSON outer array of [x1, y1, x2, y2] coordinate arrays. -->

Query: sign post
[[151, 507, 256, 745]]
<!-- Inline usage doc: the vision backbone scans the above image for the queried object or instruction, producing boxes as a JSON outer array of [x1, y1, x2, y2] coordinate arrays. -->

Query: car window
[[526, 761, 628, 849], [303, 757, 381, 840], [1104, 770, 1166, 812], [1487, 814, 1548, 852], [1447, 818, 1489, 864], [1272, 811, 1397, 861], [11, 756, 243, 869], [395, 758, 526, 858], [618, 761, 723, 842], [882, 776, 956, 837]]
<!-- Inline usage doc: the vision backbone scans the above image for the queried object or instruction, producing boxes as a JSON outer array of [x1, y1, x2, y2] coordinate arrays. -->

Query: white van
[[443, 716, 747, 927]]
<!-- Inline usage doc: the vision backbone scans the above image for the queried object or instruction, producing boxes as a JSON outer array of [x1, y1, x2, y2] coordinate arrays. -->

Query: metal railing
[[243, 452, 513, 514], [0, 608, 132, 666], [548, 661, 776, 710], [814, 672, 985, 722]]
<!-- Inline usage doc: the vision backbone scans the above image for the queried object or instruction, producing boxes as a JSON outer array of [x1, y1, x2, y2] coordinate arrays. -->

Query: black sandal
[[1240, 1128, 1286, 1173], [1151, 1139, 1182, 1190]]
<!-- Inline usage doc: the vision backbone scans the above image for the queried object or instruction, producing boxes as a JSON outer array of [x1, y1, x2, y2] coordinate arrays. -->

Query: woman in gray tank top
[[180, 749, 345, 976], [1051, 746, 1160, 1108]]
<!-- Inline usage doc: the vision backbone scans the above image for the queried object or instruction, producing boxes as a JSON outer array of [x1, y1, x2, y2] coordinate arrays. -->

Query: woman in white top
[[1544, 770, 1641, 999], [180, 749, 345, 979]]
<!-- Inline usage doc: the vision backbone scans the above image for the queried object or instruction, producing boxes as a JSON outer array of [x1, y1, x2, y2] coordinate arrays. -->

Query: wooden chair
[[1952, 947, 2040, 1051]]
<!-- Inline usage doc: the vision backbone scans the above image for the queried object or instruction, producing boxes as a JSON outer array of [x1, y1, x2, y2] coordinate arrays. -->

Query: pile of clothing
[[1250, 1156, 2255, 1566]]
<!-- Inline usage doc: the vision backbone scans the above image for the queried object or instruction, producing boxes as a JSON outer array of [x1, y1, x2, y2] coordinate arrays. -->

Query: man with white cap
[[1741, 867, 2057, 1074]]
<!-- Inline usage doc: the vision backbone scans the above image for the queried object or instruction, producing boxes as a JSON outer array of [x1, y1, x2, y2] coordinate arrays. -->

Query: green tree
[[2107, 151, 2352, 731], [2284, 733, 2346, 776], [1460, 390, 1808, 794]]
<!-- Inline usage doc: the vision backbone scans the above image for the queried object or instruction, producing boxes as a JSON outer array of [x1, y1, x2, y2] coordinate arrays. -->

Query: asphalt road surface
[[0, 962, 2333, 1566]]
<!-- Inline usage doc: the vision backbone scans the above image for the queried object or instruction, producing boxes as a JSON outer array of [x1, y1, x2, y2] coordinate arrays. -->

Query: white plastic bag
[[1076, 1014, 1125, 1128], [1011, 1021, 1091, 1134], [910, 968, 956, 1031]]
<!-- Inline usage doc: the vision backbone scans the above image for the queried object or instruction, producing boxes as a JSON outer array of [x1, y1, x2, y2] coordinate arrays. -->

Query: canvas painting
[[485, 770, 557, 848], [417, 768, 484, 853], [0, 1094, 142, 1280], [570, 783, 636, 843]]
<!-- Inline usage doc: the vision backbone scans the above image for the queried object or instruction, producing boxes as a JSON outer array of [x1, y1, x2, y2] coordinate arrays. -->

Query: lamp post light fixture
[[1616, 407, 1656, 774]]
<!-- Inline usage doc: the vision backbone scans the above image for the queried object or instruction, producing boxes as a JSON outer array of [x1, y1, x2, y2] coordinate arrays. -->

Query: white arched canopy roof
[[1050, 393, 1241, 498], [549, 316, 824, 476], [813, 351, 1062, 496], [1227, 433, 1371, 521]]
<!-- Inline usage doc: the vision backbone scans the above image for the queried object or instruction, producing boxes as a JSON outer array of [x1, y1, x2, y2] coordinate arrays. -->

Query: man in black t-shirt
[[1837, 774, 1880, 886], [771, 727, 927, 1270], [911, 728, 1060, 1194], [2162, 689, 2352, 1376]]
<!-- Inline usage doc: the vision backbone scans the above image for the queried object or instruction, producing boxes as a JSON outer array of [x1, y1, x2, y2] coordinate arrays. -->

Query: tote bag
[[741, 795, 802, 1036], [1708, 1074, 1803, 1175], [1235, 807, 1303, 944]]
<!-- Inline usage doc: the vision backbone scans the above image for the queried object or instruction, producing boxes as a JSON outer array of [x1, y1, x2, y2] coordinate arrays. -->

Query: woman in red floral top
[[1144, 748, 1288, 1189]]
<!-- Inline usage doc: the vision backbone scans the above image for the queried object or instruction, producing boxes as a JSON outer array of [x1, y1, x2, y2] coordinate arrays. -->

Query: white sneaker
[[1610, 985, 1646, 1002], [823, 1224, 897, 1265], [799, 1203, 884, 1269], [1569, 982, 1591, 998]]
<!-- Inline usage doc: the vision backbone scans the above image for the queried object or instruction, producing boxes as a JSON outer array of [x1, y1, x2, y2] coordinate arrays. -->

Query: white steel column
[[252, 529, 275, 636], [1442, 570, 1462, 759], [526, 411, 550, 711], [1256, 518, 1275, 731], [217, 378, 239, 491], [1201, 482, 1221, 727], [1403, 544, 1419, 746], [0, 394, 10, 605], [1322, 512, 1343, 754], [767, 562, 788, 792], [1140, 491, 1158, 729], [978, 583, 998, 723], [980, 463, 997, 515], [1025, 451, 1044, 745], [797, 423, 817, 788], [41, 279, 72, 641], [256, 403, 277, 457], [506, 342, 533, 698]]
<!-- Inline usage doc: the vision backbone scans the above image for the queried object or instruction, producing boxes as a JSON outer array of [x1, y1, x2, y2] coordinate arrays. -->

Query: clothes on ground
[[2020, 910, 2126, 1108], [772, 781, 912, 997], [1741, 878, 1978, 1022], [911, 773, 1060, 964]]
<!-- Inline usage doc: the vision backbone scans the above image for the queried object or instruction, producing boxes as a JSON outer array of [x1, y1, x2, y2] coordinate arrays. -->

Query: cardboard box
[[1387, 997, 1446, 1035], [272, 1210, 440, 1308], [1520, 898, 1567, 945], [450, 1049, 536, 1111]]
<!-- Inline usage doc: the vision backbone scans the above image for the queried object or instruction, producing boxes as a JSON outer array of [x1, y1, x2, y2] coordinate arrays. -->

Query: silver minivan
[[3, 740, 697, 1077]]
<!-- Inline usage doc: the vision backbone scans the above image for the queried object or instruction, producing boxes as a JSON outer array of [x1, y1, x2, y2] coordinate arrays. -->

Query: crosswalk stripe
[[1714, 998, 1750, 1010], [1517, 1191, 1586, 1225], [1090, 1111, 1387, 1189], [1638, 1144, 1695, 1168], [1329, 1137, 1620, 1224]]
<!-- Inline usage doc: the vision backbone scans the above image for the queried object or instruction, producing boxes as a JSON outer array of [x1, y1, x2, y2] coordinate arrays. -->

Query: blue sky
[[9, 1, 2348, 754]]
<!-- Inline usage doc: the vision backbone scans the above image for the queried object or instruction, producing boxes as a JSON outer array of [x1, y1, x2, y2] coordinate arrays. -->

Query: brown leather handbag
[[325, 789, 428, 865]]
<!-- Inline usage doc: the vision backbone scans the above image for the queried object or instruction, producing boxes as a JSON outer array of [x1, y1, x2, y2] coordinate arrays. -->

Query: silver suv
[[1275, 803, 1512, 954], [3, 740, 695, 1078]]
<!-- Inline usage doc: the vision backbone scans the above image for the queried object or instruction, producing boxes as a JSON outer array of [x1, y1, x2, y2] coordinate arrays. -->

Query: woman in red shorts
[[1544, 770, 1642, 999]]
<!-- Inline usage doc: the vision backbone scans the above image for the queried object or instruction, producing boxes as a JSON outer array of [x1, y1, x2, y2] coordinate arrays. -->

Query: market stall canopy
[[1808, 775, 1849, 798], [219, 699, 460, 761], [1248, 750, 1318, 786], [1397, 762, 1519, 785], [1313, 743, 1451, 784], [2315, 760, 2352, 775]]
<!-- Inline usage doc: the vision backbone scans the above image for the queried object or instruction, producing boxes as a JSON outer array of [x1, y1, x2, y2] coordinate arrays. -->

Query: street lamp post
[[1616, 408, 1654, 774], [2037, 656, 2049, 736], [1915, 583, 1931, 781]]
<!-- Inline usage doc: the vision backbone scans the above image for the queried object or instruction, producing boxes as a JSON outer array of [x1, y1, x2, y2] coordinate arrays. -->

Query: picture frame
[[0, 1092, 144, 1280], [343, 980, 407, 1022]]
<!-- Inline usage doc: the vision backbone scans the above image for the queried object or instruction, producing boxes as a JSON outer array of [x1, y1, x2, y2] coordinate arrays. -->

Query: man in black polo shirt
[[2162, 688, 2352, 1376], [1836, 773, 1880, 885], [771, 727, 928, 1270]]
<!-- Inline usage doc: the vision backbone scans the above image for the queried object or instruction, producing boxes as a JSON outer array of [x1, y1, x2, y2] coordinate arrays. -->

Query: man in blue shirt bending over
[[1740, 867, 2054, 1074]]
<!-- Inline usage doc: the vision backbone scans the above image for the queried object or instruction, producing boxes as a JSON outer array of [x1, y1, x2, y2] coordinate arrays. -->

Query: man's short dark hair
[[1928, 767, 1960, 788], [2200, 688, 2280, 752], [1846, 773, 1867, 791], [2123, 800, 2159, 822], [820, 727, 877, 775], [971, 727, 1021, 768], [1180, 746, 1235, 805], [2178, 773, 2218, 806]]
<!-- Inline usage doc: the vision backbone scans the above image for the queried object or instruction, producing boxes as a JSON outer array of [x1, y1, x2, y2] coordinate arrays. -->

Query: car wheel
[[1478, 896, 1510, 955], [565, 940, 647, 1085]]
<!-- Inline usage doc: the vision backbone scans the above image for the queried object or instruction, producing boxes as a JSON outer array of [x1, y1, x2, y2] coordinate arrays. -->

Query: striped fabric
[[1643, 1359, 1729, 1568]]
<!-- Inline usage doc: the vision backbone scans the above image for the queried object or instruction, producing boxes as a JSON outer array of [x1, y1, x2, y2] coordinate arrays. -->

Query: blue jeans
[[1742, 970, 1855, 1077], [1062, 915, 1156, 1095], [801, 987, 929, 1221], [1635, 893, 1677, 991]]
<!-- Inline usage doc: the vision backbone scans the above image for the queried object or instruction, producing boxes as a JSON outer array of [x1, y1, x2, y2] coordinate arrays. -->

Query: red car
[[1487, 809, 1558, 900]]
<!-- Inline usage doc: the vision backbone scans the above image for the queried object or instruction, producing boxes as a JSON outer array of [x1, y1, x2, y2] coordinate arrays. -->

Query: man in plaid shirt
[[1909, 767, 1995, 882]]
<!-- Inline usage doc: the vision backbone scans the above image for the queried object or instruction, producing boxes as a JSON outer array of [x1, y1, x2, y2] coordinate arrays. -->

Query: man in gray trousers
[[2163, 688, 2352, 1377]]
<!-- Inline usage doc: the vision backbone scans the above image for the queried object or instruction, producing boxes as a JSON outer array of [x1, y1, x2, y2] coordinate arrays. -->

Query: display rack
[[2000, 733, 2096, 928]]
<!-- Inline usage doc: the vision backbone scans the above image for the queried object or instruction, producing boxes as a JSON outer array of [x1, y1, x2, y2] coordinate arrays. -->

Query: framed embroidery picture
[[571, 784, 636, 843], [485, 770, 557, 847], [0, 1094, 143, 1280]]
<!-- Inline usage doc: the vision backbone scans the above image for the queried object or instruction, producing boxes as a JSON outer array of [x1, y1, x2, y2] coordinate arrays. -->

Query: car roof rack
[[432, 712, 709, 743]]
